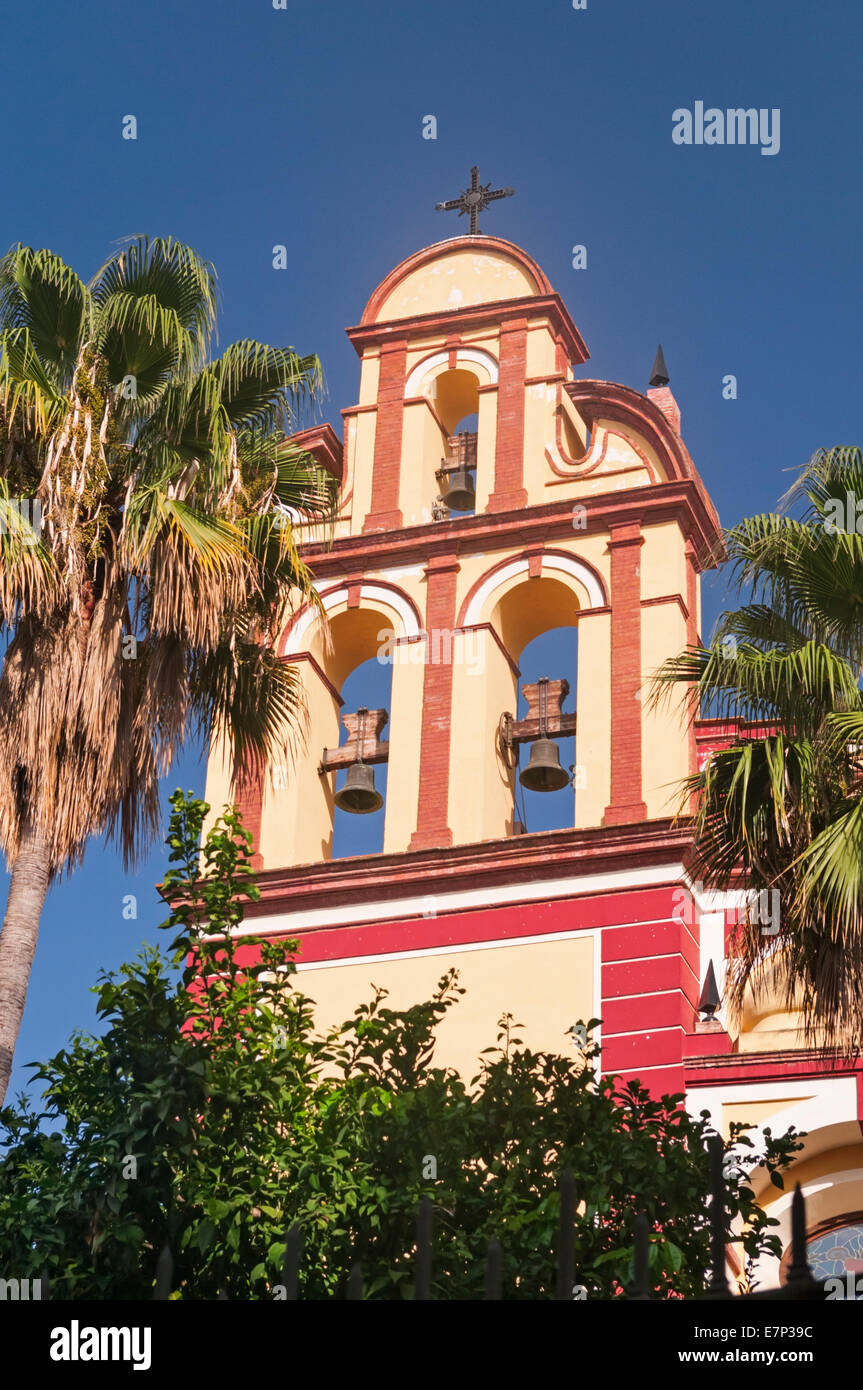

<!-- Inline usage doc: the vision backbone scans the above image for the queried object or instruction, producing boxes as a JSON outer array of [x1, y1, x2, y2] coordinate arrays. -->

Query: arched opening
[[489, 576, 581, 836], [331, 652, 391, 860], [318, 608, 392, 861], [513, 626, 578, 833], [433, 370, 479, 518], [434, 370, 479, 434], [276, 598, 416, 867]]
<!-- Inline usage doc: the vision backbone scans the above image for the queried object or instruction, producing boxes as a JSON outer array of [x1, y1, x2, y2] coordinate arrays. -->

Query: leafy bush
[[0, 793, 802, 1299]]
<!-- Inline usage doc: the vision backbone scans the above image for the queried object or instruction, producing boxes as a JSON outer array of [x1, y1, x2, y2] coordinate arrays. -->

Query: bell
[[445, 468, 476, 512], [519, 737, 570, 793], [334, 761, 383, 814]]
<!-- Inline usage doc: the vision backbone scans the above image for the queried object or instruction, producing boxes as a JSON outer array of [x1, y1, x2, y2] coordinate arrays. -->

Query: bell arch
[[459, 551, 607, 628], [260, 583, 424, 867], [402, 350, 498, 524], [449, 551, 610, 844], [405, 346, 499, 397]]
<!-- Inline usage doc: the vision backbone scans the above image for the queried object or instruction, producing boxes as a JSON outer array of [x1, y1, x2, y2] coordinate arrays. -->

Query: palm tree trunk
[[0, 820, 52, 1103]]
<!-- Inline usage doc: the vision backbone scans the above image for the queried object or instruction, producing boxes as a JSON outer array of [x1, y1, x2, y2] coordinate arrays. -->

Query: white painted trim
[[540, 553, 607, 608], [455, 347, 499, 383], [600, 951, 698, 968], [462, 559, 528, 626], [685, 1074, 857, 1216], [605, 988, 681, 1003], [359, 584, 421, 636], [686, 1076, 856, 1114], [284, 582, 421, 654], [404, 346, 499, 398], [296, 925, 598, 971], [405, 350, 448, 396], [698, 909, 727, 1027], [462, 553, 606, 627], [234, 861, 688, 938], [769, 1168, 863, 1225], [602, 1026, 681, 1039], [613, 1059, 683, 1074]]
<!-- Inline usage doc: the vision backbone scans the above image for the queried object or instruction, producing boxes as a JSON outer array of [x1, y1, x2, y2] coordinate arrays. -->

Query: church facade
[[204, 230, 863, 1291]]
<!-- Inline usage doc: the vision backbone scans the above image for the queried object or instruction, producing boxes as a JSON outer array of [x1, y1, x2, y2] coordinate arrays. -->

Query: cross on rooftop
[[435, 165, 514, 235]]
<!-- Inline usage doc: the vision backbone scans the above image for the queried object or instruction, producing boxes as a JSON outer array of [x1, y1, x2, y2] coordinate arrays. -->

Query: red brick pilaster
[[236, 763, 265, 870], [603, 522, 648, 826], [364, 339, 407, 532], [487, 318, 528, 512], [410, 554, 460, 851]]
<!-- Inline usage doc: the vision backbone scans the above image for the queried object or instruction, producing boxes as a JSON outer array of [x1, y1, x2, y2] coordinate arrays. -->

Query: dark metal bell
[[445, 468, 476, 512], [334, 762, 383, 814], [518, 737, 570, 793]]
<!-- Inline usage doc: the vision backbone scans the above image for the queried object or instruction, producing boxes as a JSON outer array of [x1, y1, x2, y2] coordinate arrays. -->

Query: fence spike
[[706, 1136, 730, 1297], [629, 1213, 650, 1300], [152, 1243, 173, 1301], [484, 1237, 503, 1300], [556, 1167, 576, 1301], [785, 1184, 814, 1291], [347, 1263, 364, 1301], [40, 1269, 50, 1302], [414, 1196, 433, 1301], [282, 1222, 303, 1301]]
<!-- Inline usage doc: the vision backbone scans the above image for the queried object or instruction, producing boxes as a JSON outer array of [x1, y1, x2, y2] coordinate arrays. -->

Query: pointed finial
[[698, 960, 721, 1018], [649, 344, 670, 387]]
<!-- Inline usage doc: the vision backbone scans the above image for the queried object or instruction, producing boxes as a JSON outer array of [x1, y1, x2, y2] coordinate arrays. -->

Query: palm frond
[[0, 327, 69, 436], [90, 236, 217, 383], [190, 640, 305, 782], [0, 245, 87, 380], [0, 480, 58, 623]]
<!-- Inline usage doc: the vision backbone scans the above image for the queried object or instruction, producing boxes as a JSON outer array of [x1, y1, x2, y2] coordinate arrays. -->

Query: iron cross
[[435, 166, 514, 235]]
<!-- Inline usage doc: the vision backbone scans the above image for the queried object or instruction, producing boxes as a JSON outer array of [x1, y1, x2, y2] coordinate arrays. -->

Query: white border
[[284, 582, 422, 653], [405, 346, 499, 397], [236, 860, 687, 938], [462, 554, 606, 626]]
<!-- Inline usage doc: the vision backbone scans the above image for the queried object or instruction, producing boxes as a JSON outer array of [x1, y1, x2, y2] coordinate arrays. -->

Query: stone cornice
[[244, 817, 696, 921], [297, 479, 725, 577]]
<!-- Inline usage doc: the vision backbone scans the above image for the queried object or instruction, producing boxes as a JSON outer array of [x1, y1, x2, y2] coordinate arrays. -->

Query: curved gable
[[362, 236, 551, 325]]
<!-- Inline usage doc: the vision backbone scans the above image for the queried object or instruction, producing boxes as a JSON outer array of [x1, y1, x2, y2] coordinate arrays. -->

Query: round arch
[[280, 582, 423, 690], [405, 346, 499, 397], [360, 236, 553, 326], [458, 550, 608, 630]]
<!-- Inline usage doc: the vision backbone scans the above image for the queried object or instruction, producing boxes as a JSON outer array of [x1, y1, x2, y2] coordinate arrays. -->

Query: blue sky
[[1, 0, 861, 1099]]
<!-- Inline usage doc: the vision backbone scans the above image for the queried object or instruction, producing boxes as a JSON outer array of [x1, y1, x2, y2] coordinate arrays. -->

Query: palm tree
[[0, 238, 336, 1100], [652, 446, 863, 1052]]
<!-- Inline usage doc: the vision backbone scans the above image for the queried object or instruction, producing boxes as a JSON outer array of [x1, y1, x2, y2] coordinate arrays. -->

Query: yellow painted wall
[[259, 661, 337, 867], [474, 387, 498, 514], [575, 609, 612, 826], [296, 931, 595, 1077], [374, 247, 540, 321], [382, 641, 425, 854], [721, 1099, 816, 1137], [400, 398, 448, 526], [348, 410, 376, 537], [449, 629, 518, 844], [641, 595, 690, 818]]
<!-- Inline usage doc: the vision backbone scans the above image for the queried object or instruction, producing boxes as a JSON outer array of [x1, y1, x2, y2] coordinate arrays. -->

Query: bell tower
[[204, 221, 726, 1094]]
